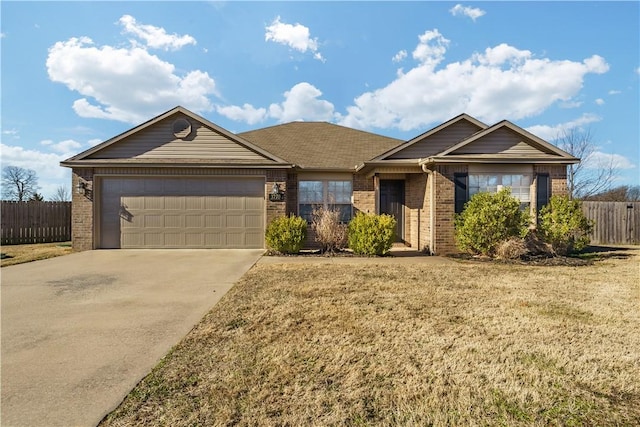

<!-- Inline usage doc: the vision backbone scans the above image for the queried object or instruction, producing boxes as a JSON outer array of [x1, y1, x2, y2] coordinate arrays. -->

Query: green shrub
[[455, 188, 530, 256], [348, 212, 397, 256], [265, 215, 307, 254], [538, 195, 594, 255], [311, 207, 348, 254]]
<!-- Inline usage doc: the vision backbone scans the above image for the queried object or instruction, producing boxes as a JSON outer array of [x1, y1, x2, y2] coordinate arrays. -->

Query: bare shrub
[[496, 238, 528, 260], [311, 207, 347, 254], [524, 231, 556, 257]]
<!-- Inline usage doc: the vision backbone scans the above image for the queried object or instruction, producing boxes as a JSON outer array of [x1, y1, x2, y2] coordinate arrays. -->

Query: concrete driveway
[[1, 249, 262, 427]]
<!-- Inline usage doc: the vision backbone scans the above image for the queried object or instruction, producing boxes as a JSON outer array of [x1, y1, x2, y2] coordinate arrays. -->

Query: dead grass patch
[[101, 250, 640, 426], [0, 242, 72, 267]]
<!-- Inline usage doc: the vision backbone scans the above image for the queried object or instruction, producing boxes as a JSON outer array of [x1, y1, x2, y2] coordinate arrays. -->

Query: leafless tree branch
[[1, 166, 40, 201], [554, 128, 619, 199]]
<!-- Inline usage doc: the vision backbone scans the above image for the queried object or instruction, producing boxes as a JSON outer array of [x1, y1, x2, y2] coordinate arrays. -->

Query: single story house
[[61, 106, 578, 254]]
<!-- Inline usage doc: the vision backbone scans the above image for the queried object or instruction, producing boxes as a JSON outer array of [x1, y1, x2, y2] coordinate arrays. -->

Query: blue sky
[[1, 1, 638, 198]]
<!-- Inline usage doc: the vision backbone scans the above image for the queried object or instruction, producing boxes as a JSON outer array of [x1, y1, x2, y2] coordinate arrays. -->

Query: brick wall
[[534, 164, 568, 196], [71, 168, 95, 251], [405, 173, 430, 251], [266, 170, 287, 225], [432, 164, 468, 255], [286, 173, 298, 216], [353, 174, 375, 215]]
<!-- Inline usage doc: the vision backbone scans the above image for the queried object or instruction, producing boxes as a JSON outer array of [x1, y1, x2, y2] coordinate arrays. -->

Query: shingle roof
[[238, 122, 403, 170]]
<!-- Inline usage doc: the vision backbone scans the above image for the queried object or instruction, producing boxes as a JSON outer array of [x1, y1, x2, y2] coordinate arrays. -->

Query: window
[[469, 173, 532, 208], [299, 180, 352, 222]]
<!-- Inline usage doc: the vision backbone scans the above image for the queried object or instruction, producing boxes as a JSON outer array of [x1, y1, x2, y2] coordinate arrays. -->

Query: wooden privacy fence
[[1, 201, 72, 245], [582, 201, 640, 245]]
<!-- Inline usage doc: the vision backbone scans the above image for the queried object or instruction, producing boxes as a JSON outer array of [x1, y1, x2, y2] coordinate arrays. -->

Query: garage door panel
[[101, 177, 264, 249], [226, 197, 244, 210], [165, 214, 184, 228], [143, 214, 163, 228], [143, 197, 164, 210], [245, 231, 264, 248], [165, 198, 185, 210], [184, 215, 201, 228], [245, 214, 263, 228], [185, 197, 204, 210]]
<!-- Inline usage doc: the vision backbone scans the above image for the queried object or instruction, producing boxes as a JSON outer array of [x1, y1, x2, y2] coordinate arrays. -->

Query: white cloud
[[392, 50, 407, 63], [412, 29, 449, 67], [47, 36, 217, 123], [216, 104, 267, 125], [265, 16, 325, 62], [2, 129, 19, 138], [636, 66, 640, 75], [119, 15, 196, 51], [87, 138, 103, 147], [595, 98, 605, 105], [218, 83, 337, 125], [268, 82, 336, 123], [526, 113, 602, 141], [40, 138, 83, 155], [559, 99, 583, 109], [583, 151, 635, 170], [449, 4, 486, 21], [608, 89, 621, 95], [339, 30, 610, 131]]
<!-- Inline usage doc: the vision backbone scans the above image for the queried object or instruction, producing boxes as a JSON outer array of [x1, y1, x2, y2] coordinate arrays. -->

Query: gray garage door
[[100, 177, 264, 249]]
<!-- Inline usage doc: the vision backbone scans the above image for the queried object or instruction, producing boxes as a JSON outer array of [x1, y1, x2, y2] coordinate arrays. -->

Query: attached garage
[[99, 176, 265, 249], [62, 107, 291, 251]]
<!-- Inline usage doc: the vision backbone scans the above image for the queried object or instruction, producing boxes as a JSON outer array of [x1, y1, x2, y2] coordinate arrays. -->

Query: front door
[[379, 180, 404, 242]]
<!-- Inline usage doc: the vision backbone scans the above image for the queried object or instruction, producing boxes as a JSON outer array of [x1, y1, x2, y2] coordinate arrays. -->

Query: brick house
[[61, 106, 577, 254]]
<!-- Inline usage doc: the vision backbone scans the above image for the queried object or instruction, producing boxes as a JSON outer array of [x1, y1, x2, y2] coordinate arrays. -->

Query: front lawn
[[101, 249, 640, 426]]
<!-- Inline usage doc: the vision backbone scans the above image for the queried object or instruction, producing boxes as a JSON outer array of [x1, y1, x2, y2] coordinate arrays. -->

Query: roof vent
[[172, 118, 192, 139]]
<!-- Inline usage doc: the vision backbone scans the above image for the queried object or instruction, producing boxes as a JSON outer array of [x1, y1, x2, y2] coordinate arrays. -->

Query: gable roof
[[239, 122, 402, 170], [373, 114, 487, 161], [61, 106, 289, 168], [421, 120, 579, 165]]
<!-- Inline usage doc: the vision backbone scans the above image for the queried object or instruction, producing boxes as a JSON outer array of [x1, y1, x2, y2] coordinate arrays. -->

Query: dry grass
[[0, 241, 72, 267], [102, 249, 640, 426]]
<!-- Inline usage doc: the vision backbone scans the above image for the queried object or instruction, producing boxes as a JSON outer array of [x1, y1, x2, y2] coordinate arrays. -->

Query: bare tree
[[1, 166, 40, 201], [51, 185, 71, 202], [583, 185, 640, 201], [554, 128, 618, 199]]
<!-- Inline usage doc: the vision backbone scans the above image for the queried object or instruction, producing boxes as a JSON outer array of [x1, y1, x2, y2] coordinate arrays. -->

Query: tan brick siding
[[266, 170, 287, 226], [353, 174, 375, 215], [71, 169, 95, 251], [432, 164, 468, 255], [405, 173, 430, 251], [534, 165, 568, 197]]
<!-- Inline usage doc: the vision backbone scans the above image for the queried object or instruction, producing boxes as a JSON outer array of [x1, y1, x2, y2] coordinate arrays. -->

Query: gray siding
[[389, 120, 482, 159], [89, 115, 267, 161], [454, 128, 554, 156]]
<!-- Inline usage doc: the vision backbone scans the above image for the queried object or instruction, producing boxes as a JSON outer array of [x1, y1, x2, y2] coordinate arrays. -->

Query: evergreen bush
[[348, 212, 397, 256], [538, 195, 593, 255], [455, 188, 530, 256], [265, 215, 307, 254]]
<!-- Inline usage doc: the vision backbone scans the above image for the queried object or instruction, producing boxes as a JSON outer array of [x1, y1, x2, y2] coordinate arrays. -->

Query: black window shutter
[[536, 174, 549, 212], [454, 173, 469, 214]]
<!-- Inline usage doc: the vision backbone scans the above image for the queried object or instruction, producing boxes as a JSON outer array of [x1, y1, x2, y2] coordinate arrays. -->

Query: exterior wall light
[[76, 180, 87, 195]]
